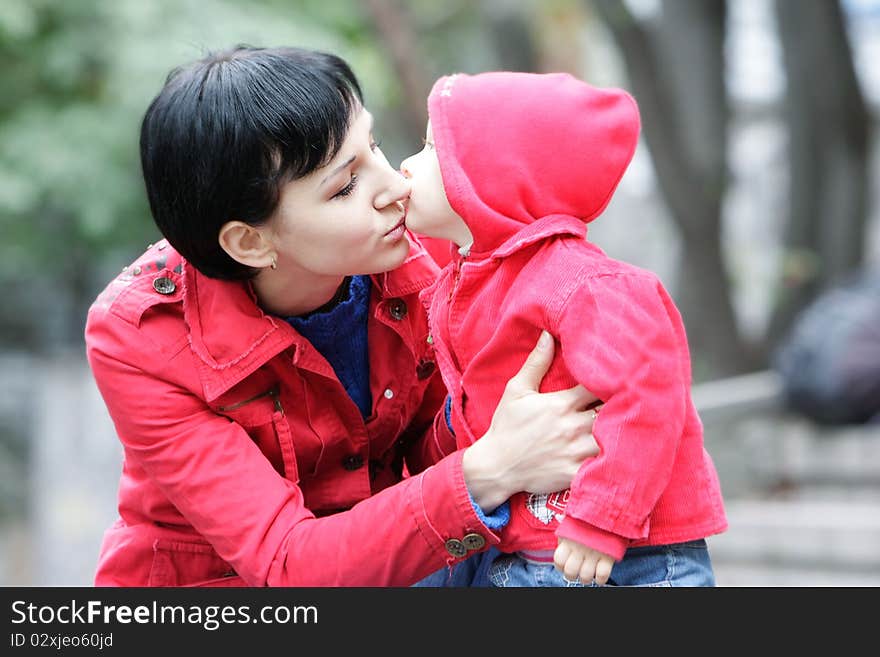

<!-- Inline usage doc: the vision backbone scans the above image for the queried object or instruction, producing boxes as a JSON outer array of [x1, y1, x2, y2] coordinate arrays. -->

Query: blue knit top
[[285, 275, 372, 418], [283, 275, 508, 526]]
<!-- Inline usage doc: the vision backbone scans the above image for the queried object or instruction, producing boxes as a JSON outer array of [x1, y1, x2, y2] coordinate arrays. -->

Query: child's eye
[[333, 175, 358, 199], [421, 137, 434, 150]]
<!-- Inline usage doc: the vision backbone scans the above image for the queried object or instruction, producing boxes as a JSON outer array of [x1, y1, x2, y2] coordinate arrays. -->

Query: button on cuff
[[462, 533, 486, 551], [444, 538, 467, 558]]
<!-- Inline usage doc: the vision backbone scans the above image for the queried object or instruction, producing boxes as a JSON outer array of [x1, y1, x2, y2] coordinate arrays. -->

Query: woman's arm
[[89, 321, 597, 587]]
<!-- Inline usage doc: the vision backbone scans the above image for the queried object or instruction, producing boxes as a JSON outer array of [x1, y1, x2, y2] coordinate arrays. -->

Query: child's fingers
[[578, 559, 598, 586], [553, 541, 572, 572], [555, 544, 584, 582], [594, 557, 614, 586], [563, 555, 584, 583]]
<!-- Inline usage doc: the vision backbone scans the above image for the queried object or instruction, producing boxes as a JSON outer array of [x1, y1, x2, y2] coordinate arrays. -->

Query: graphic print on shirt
[[525, 488, 570, 524]]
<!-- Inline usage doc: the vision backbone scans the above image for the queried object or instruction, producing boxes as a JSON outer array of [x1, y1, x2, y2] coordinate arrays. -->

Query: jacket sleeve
[[86, 313, 498, 587], [552, 272, 692, 560]]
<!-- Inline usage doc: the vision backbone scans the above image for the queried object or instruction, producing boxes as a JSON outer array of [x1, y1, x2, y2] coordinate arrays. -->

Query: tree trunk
[[768, 0, 871, 346], [481, 1, 540, 72], [361, 0, 432, 139], [593, 0, 758, 378]]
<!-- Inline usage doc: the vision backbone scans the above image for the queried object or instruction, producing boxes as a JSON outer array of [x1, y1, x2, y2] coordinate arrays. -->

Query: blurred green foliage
[[0, 0, 548, 351], [0, 0, 396, 349]]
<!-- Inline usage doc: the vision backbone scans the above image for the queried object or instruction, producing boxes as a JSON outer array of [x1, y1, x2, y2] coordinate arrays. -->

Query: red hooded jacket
[[85, 236, 502, 586], [423, 72, 728, 559]]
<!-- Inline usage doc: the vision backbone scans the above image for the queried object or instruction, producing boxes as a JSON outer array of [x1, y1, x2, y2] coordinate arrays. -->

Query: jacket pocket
[[148, 538, 247, 587], [273, 406, 300, 483], [216, 383, 300, 482]]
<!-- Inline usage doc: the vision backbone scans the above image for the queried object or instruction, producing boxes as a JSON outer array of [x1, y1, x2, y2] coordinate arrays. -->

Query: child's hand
[[553, 536, 615, 586]]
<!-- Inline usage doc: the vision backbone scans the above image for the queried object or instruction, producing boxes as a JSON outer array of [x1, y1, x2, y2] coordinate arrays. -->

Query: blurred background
[[1, 0, 879, 586]]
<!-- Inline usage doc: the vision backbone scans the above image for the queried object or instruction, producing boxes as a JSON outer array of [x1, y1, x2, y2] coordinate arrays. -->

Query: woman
[[85, 45, 600, 587]]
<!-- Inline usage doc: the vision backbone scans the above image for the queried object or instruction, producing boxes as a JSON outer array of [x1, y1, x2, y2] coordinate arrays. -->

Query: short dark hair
[[140, 45, 363, 279]]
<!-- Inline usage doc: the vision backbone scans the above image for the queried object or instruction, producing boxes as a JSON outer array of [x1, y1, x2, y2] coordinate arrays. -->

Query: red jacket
[[85, 236, 501, 586], [424, 72, 728, 559]]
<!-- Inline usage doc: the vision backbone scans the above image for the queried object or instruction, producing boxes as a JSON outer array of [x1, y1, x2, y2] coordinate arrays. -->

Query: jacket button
[[444, 538, 467, 558], [152, 277, 176, 295], [462, 533, 486, 551], [342, 454, 364, 471], [388, 299, 407, 320], [416, 360, 436, 380]]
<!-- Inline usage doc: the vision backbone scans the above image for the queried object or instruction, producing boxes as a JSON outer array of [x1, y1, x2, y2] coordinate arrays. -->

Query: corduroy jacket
[[423, 71, 728, 559]]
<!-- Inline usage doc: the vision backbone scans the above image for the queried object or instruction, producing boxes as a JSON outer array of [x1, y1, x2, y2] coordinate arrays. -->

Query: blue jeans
[[412, 547, 502, 587], [487, 539, 716, 587]]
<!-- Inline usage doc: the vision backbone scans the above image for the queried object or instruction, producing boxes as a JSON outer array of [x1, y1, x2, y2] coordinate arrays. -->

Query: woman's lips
[[384, 214, 407, 239]]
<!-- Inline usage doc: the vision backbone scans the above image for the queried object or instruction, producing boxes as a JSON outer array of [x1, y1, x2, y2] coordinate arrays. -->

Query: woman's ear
[[218, 220, 275, 269]]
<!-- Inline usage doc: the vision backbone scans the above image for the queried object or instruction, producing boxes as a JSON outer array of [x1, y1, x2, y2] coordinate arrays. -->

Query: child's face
[[400, 121, 472, 247]]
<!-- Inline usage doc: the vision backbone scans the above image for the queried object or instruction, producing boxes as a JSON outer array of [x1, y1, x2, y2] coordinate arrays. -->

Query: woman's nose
[[399, 157, 412, 179], [375, 171, 411, 210]]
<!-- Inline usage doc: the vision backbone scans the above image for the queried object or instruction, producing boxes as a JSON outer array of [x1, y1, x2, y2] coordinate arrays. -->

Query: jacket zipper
[[448, 253, 465, 303], [445, 255, 467, 372], [217, 383, 283, 414]]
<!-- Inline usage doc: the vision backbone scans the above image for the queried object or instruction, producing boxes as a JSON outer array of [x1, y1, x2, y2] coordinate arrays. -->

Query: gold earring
[[270, 256, 277, 270]]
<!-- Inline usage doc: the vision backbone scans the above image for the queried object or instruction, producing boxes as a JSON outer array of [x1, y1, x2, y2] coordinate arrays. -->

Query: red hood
[[428, 71, 640, 256]]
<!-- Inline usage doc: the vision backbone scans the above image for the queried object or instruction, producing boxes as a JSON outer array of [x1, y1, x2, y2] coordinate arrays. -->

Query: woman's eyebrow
[[320, 154, 357, 187], [318, 113, 376, 189]]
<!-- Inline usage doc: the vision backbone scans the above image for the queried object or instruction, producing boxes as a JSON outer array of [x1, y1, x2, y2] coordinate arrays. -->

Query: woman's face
[[266, 108, 412, 278]]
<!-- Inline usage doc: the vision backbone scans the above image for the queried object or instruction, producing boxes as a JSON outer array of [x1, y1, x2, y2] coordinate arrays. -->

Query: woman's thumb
[[511, 330, 555, 391]]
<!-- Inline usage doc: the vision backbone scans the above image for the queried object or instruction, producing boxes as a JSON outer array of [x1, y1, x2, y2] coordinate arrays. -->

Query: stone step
[[745, 420, 880, 488], [713, 563, 880, 587], [708, 498, 880, 576], [696, 373, 880, 497]]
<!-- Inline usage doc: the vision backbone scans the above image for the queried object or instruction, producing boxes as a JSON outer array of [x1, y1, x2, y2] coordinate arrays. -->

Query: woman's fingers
[[584, 403, 604, 425], [504, 333, 603, 415], [506, 330, 555, 394], [544, 383, 601, 411]]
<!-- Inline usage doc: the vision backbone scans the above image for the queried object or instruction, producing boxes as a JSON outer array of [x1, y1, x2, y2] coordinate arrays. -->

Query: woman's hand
[[462, 330, 601, 511]]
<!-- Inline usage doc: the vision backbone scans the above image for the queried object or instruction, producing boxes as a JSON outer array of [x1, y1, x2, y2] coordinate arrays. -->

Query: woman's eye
[[421, 137, 434, 150], [370, 138, 382, 152], [333, 175, 358, 199]]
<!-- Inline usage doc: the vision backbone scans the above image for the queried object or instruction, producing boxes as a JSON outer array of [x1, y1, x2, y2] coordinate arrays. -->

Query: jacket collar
[[181, 236, 439, 401], [375, 235, 441, 297], [465, 214, 586, 262], [182, 261, 294, 401]]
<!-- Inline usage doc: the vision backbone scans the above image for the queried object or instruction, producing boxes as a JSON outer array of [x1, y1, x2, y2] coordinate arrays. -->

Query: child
[[400, 72, 728, 587]]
